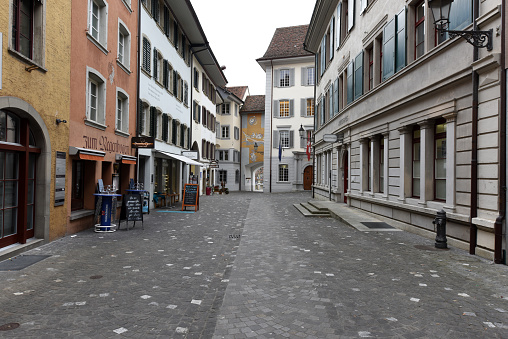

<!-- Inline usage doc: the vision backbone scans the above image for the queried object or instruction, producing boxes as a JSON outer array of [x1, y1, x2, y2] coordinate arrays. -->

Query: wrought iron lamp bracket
[[439, 28, 493, 51]]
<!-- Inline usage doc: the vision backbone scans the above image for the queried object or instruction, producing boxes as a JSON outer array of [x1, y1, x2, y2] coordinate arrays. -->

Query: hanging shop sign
[[131, 136, 155, 148]]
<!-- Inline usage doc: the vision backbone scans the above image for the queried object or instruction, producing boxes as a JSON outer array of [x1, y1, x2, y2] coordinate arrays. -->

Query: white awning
[[157, 151, 203, 166]]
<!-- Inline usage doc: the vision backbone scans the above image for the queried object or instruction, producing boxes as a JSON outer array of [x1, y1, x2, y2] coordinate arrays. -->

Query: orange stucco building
[[67, 0, 138, 233]]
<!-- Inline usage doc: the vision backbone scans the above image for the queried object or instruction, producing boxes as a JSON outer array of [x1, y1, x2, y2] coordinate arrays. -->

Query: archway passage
[[0, 110, 40, 248], [303, 166, 313, 190]]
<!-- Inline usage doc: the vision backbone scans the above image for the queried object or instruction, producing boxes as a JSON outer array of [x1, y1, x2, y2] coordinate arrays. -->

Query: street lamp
[[253, 142, 263, 154], [428, 0, 492, 50], [299, 124, 312, 140]]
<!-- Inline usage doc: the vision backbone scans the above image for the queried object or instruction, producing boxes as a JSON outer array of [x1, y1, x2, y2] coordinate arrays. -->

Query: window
[[222, 103, 230, 115], [219, 170, 227, 183], [379, 138, 384, 193], [216, 122, 220, 138], [11, 0, 44, 61], [184, 82, 188, 106], [71, 160, 85, 211], [279, 100, 290, 117], [354, 52, 363, 100], [221, 126, 230, 139], [415, 1, 425, 59], [234, 127, 239, 140], [278, 164, 289, 182], [140, 102, 148, 135], [153, 48, 163, 83], [153, 0, 161, 24], [435, 119, 446, 200], [412, 127, 421, 197], [280, 69, 290, 87], [87, 68, 106, 126], [117, 20, 131, 69], [280, 130, 290, 148], [302, 67, 315, 86], [193, 101, 200, 123], [333, 79, 339, 114], [193, 68, 199, 90], [367, 46, 374, 90], [142, 37, 151, 73], [346, 61, 354, 104], [116, 89, 129, 133], [235, 104, 238, 116], [88, 0, 108, 48], [235, 170, 240, 184], [303, 98, 314, 117]]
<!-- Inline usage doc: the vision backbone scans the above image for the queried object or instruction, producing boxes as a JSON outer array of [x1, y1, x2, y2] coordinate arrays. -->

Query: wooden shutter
[[274, 70, 280, 88], [329, 85, 334, 119], [301, 68, 307, 86], [301, 98, 306, 116], [273, 100, 279, 118], [336, 3, 342, 48], [149, 106, 156, 137], [163, 60, 168, 88], [172, 120, 177, 144], [164, 6, 170, 36], [382, 17, 396, 81], [354, 51, 363, 100], [289, 131, 294, 148], [348, 0, 355, 32], [162, 114, 168, 141], [153, 47, 158, 78], [138, 99, 144, 135], [273, 130, 279, 148], [334, 78, 339, 114], [300, 131, 306, 148], [395, 8, 406, 73], [347, 61, 354, 104], [289, 68, 295, 86], [290, 99, 294, 117]]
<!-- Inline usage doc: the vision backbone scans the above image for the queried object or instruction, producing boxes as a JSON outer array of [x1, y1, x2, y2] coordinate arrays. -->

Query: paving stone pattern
[[0, 192, 507, 338]]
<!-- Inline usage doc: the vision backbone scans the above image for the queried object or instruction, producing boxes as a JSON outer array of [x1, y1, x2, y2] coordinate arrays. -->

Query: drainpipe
[[494, 0, 506, 264], [469, 0, 480, 255], [269, 60, 274, 193], [303, 43, 317, 199], [135, 0, 142, 183]]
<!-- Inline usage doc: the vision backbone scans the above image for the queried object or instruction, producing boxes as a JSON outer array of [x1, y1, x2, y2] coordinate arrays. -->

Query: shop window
[[434, 119, 446, 200]]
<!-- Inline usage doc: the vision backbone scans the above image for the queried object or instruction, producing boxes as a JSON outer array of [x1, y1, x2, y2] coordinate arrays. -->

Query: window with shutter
[[142, 37, 150, 72], [346, 61, 354, 104], [382, 18, 395, 81], [354, 52, 363, 100], [347, 0, 355, 32], [162, 114, 168, 141], [334, 78, 339, 115], [329, 85, 334, 119], [396, 8, 406, 72], [163, 6, 170, 36], [149, 106, 156, 137], [336, 3, 342, 48], [329, 17, 335, 60]]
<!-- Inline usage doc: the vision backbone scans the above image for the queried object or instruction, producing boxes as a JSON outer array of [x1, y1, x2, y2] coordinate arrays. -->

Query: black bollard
[[433, 209, 448, 249]]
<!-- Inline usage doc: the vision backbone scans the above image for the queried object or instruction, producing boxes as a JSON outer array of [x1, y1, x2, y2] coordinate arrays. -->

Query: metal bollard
[[433, 209, 448, 249]]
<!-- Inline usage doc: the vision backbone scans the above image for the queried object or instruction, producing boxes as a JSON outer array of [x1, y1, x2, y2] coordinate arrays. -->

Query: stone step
[[308, 200, 330, 211], [293, 203, 331, 217]]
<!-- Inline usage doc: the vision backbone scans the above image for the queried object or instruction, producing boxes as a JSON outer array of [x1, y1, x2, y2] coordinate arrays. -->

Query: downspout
[[494, 0, 506, 264], [269, 60, 273, 193], [469, 0, 480, 255], [135, 0, 142, 183], [189, 51, 194, 187], [303, 43, 317, 199]]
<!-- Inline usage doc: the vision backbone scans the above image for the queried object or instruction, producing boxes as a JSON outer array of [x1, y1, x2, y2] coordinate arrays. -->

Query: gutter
[[494, 0, 506, 264], [269, 60, 273, 193], [135, 0, 142, 182]]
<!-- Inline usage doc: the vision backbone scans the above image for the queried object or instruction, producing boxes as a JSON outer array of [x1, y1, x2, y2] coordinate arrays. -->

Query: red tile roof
[[258, 25, 312, 61], [226, 86, 248, 101], [241, 95, 265, 113]]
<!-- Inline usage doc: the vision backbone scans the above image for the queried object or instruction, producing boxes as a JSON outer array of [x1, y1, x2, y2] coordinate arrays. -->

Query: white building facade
[[305, 0, 504, 262], [257, 25, 315, 193]]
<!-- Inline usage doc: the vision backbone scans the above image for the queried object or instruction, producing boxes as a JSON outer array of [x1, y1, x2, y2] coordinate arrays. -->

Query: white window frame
[[307, 67, 315, 86], [88, 0, 108, 50], [280, 69, 290, 87], [86, 67, 106, 128], [221, 125, 230, 139], [116, 88, 129, 134], [156, 50, 163, 83], [222, 103, 230, 115], [141, 102, 149, 135], [278, 164, 289, 182], [118, 19, 131, 70], [280, 130, 290, 149]]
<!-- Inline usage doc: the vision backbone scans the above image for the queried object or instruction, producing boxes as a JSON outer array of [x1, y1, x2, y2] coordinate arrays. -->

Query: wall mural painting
[[242, 113, 264, 164]]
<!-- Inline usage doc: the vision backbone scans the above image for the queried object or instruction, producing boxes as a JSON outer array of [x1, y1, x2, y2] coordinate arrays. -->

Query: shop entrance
[[0, 110, 40, 249]]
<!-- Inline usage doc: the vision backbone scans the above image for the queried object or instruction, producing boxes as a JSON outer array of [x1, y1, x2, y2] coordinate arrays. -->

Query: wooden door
[[303, 166, 313, 190]]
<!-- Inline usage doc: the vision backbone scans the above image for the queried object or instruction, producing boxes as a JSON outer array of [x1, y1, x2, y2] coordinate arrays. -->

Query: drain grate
[[0, 323, 20, 331], [0, 255, 51, 271], [361, 222, 395, 229]]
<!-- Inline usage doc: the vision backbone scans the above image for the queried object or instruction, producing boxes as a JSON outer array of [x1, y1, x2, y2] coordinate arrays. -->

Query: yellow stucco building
[[0, 0, 71, 258]]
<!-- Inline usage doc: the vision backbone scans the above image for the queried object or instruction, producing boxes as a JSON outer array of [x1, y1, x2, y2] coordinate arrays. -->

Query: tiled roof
[[258, 25, 312, 61], [240, 95, 265, 113], [226, 86, 248, 101]]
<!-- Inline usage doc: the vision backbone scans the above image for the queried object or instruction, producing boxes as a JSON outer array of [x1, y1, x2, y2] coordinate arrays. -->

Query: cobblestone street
[[1, 192, 508, 338]]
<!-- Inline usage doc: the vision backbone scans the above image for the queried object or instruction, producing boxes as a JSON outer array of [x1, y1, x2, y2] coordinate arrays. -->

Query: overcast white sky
[[191, 0, 317, 96]]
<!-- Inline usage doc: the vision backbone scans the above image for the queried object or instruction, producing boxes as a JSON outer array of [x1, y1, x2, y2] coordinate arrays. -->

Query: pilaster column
[[443, 112, 457, 212], [419, 120, 433, 207], [359, 138, 369, 193], [398, 126, 411, 203], [382, 132, 389, 197]]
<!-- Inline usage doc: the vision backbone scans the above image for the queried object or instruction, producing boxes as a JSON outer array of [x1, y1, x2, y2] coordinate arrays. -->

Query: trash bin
[[206, 186, 211, 195]]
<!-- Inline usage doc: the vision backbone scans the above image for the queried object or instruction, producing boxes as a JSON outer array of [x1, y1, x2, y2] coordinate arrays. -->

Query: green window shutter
[[172, 120, 177, 144], [164, 6, 170, 37], [346, 61, 354, 104], [395, 8, 406, 73], [329, 85, 333, 119], [162, 60, 168, 88], [138, 99, 143, 135], [162, 114, 168, 141], [329, 17, 334, 59], [354, 51, 364, 100], [149, 107, 156, 137], [320, 37, 326, 75], [334, 78, 339, 114], [382, 17, 396, 81], [153, 47, 158, 78], [336, 3, 342, 48]]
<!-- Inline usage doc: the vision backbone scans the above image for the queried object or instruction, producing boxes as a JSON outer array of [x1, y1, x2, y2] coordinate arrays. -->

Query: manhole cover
[[0, 323, 20, 331], [414, 245, 449, 251], [361, 222, 395, 229], [90, 275, 103, 279]]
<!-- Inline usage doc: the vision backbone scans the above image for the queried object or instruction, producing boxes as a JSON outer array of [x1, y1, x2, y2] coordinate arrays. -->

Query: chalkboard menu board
[[121, 194, 143, 221], [182, 184, 199, 211]]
